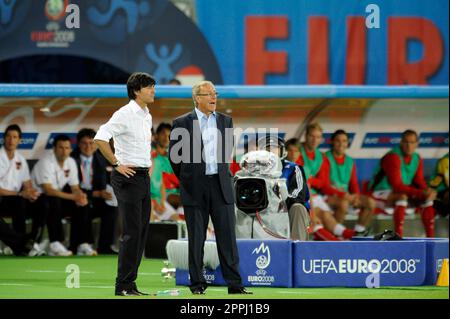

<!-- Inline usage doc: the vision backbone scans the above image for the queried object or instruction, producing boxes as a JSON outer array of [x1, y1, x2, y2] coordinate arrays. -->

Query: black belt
[[130, 167, 150, 174], [206, 174, 219, 178]]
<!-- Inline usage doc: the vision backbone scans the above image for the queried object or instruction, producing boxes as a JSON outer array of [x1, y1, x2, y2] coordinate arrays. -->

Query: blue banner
[[196, 0, 449, 85], [419, 132, 449, 148], [0, 133, 38, 150], [176, 239, 293, 288], [424, 239, 449, 285], [293, 241, 427, 287], [175, 239, 448, 288], [362, 132, 449, 148]]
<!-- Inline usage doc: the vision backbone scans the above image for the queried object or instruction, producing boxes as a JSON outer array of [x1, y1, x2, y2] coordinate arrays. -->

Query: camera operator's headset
[[254, 135, 289, 239]]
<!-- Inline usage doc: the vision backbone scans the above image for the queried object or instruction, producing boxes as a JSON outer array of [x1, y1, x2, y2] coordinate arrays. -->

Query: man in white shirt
[[0, 124, 40, 236], [31, 134, 95, 256], [95, 72, 155, 296], [71, 128, 118, 255]]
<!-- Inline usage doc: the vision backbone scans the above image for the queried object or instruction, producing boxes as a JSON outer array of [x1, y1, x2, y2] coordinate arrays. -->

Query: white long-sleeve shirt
[[95, 100, 153, 168]]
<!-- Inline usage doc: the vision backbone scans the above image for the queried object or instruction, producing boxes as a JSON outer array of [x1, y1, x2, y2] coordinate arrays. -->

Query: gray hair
[[192, 80, 214, 107]]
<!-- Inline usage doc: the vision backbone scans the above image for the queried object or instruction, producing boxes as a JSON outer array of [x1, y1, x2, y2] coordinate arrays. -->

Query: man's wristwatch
[[112, 160, 121, 168]]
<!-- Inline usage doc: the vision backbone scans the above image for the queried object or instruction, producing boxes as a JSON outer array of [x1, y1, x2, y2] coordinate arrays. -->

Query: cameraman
[[258, 136, 311, 240]]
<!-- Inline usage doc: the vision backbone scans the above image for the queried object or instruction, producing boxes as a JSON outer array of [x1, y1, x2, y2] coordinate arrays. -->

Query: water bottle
[[155, 289, 180, 296]]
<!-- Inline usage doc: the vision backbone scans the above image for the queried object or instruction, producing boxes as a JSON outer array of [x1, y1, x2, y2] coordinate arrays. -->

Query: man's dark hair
[[77, 128, 96, 143], [156, 122, 172, 135], [401, 129, 418, 141], [4, 124, 22, 138], [331, 129, 348, 141], [168, 78, 181, 85], [53, 134, 71, 148], [285, 138, 300, 149], [127, 72, 156, 100]]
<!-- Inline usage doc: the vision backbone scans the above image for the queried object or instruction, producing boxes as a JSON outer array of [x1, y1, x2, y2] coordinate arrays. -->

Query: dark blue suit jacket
[[169, 110, 235, 206]]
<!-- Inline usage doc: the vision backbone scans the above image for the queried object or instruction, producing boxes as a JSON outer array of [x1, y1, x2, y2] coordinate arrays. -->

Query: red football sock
[[394, 201, 407, 237], [342, 228, 356, 239], [313, 227, 341, 241], [421, 206, 435, 238]]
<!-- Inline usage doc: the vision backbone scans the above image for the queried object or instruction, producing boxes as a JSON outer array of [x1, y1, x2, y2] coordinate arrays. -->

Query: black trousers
[[0, 217, 26, 255], [0, 196, 28, 235], [87, 197, 118, 253], [32, 195, 91, 251], [184, 174, 242, 291], [111, 170, 150, 291]]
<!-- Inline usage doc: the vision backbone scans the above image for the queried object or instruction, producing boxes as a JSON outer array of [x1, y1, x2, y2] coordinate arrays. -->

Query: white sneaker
[[28, 242, 47, 257], [3, 246, 13, 255], [49, 241, 73, 256], [110, 244, 119, 253], [77, 243, 98, 256]]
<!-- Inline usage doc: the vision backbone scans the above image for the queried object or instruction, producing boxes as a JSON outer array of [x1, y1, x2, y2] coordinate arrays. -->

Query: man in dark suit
[[169, 81, 251, 295], [71, 128, 118, 255]]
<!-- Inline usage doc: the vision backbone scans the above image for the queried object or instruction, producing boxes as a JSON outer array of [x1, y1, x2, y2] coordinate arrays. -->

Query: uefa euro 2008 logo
[[45, 0, 68, 21], [252, 243, 271, 275]]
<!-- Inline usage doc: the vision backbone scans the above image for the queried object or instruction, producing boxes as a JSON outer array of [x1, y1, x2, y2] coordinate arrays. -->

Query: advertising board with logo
[[175, 239, 293, 288], [293, 241, 428, 287]]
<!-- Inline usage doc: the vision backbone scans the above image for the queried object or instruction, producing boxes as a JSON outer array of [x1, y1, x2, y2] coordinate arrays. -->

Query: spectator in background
[[368, 130, 436, 237], [0, 124, 40, 237], [325, 130, 375, 234], [297, 123, 356, 240], [429, 152, 448, 217], [71, 128, 118, 254], [31, 134, 96, 256], [285, 138, 302, 164], [151, 123, 183, 221]]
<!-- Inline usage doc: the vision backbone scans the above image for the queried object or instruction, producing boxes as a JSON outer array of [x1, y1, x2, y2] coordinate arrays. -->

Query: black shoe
[[133, 289, 149, 296], [115, 289, 141, 296], [191, 287, 206, 295], [228, 287, 253, 294], [354, 229, 370, 237], [131, 283, 148, 295], [97, 248, 118, 255]]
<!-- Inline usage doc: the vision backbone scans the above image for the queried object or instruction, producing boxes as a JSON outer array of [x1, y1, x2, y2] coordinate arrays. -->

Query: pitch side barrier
[[172, 238, 448, 288], [0, 84, 448, 98]]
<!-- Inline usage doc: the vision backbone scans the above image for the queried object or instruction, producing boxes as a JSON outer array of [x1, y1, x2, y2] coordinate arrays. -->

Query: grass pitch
[[0, 256, 448, 299]]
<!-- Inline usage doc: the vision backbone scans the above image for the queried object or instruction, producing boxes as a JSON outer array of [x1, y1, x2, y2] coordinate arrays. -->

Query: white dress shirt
[[195, 107, 218, 175], [31, 151, 79, 193], [95, 100, 152, 168], [0, 148, 30, 192], [79, 154, 93, 191]]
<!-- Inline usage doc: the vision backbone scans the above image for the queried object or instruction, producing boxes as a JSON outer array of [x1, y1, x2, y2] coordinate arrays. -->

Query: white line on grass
[[276, 290, 307, 294], [0, 283, 32, 287]]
